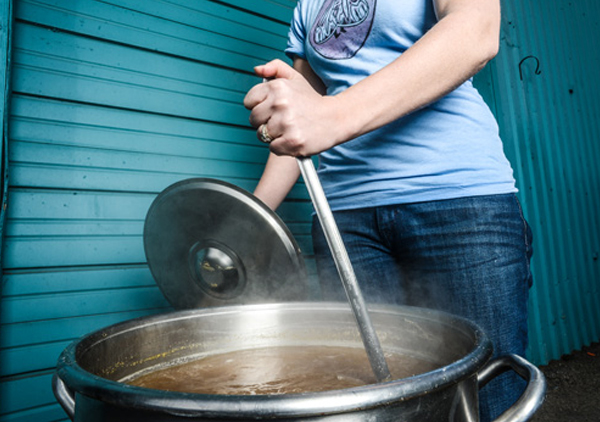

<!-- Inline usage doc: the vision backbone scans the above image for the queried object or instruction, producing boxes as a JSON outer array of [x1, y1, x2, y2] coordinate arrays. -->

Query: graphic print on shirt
[[309, 0, 376, 60]]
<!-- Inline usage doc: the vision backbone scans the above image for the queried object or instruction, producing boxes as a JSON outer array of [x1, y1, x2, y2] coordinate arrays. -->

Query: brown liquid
[[128, 346, 440, 395]]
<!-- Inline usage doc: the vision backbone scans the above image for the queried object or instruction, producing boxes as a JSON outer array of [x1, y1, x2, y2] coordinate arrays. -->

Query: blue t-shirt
[[286, 0, 516, 211]]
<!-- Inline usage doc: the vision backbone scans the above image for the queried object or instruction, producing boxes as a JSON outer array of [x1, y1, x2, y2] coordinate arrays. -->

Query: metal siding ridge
[[1, 0, 14, 295], [0, 372, 59, 417], [16, 0, 289, 72]]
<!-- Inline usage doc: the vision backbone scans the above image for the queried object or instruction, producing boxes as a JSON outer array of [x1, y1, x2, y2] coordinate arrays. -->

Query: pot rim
[[56, 302, 493, 418]]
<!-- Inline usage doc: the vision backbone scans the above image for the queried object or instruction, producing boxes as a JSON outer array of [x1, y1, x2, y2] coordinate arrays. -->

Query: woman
[[244, 0, 533, 420]]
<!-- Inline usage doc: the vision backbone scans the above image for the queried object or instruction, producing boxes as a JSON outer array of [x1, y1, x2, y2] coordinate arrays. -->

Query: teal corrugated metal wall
[[0, 1, 311, 421], [0, 0, 11, 277], [474, 0, 600, 365]]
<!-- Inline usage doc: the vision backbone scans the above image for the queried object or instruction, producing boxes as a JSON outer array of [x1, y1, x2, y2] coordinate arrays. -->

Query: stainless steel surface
[[296, 157, 391, 382], [144, 178, 307, 308], [52, 374, 75, 419], [478, 355, 547, 422], [53, 302, 545, 421]]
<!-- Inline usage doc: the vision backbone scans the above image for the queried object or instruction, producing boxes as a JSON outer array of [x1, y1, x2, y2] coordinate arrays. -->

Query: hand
[[243, 59, 341, 157]]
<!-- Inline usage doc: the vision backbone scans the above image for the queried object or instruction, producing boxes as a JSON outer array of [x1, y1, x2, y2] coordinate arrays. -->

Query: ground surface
[[530, 342, 600, 421]]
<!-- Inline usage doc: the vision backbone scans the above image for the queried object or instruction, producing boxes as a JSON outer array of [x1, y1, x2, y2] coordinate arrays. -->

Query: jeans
[[311, 193, 533, 422]]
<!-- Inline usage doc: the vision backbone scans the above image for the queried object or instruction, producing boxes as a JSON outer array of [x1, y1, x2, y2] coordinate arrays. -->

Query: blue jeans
[[311, 193, 533, 422]]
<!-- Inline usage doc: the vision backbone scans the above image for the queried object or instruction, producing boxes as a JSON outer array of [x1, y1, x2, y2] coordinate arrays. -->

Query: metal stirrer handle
[[296, 156, 392, 382], [259, 77, 390, 381]]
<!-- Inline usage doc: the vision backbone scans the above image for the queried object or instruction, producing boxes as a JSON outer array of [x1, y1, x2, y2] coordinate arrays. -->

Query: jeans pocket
[[515, 195, 534, 288]]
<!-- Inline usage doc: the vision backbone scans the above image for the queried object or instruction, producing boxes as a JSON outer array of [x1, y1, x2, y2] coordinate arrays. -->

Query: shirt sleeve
[[285, 0, 307, 60]]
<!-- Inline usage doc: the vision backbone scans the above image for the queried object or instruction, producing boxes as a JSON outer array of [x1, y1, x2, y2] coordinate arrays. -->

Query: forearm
[[329, 4, 500, 145], [253, 153, 300, 210]]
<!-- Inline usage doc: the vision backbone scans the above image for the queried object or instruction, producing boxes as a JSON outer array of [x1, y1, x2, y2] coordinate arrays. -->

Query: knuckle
[[270, 79, 289, 94], [287, 136, 305, 153]]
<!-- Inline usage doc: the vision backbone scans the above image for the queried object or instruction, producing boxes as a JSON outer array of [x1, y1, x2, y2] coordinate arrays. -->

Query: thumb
[[254, 59, 296, 81]]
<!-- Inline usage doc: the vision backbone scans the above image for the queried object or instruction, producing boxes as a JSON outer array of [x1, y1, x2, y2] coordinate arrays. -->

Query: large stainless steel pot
[[53, 302, 545, 422]]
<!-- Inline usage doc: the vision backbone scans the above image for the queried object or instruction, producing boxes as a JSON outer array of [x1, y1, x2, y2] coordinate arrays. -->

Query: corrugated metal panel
[[475, 0, 600, 365], [0, 0, 11, 270], [0, 1, 311, 421]]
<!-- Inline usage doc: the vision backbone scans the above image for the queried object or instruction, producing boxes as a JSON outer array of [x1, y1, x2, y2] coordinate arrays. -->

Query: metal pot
[[53, 302, 545, 421]]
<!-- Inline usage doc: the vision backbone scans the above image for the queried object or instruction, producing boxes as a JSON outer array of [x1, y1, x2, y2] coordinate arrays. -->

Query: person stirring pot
[[244, 1, 533, 420]]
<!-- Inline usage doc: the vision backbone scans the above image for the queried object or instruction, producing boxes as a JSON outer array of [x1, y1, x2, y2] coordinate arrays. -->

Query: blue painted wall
[[0, 0, 11, 273], [0, 1, 309, 420]]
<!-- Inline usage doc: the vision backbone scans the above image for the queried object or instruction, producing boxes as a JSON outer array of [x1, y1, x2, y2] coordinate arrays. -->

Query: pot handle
[[52, 373, 76, 421], [478, 354, 547, 422]]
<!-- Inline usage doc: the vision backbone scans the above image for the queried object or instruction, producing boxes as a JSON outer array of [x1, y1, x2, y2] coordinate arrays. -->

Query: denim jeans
[[311, 193, 533, 422]]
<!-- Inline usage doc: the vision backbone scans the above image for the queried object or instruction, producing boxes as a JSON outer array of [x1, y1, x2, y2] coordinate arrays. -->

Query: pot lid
[[144, 178, 308, 309]]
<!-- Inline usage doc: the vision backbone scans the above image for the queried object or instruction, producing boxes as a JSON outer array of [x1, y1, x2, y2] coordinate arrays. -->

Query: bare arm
[[252, 154, 298, 210], [252, 59, 326, 210], [335, 0, 500, 141], [244, 0, 500, 157]]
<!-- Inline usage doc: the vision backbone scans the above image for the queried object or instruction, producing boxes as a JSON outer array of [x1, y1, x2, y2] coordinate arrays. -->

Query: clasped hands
[[243, 59, 340, 157]]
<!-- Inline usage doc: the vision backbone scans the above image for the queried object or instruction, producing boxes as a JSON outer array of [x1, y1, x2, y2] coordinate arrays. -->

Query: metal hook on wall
[[519, 55, 542, 81]]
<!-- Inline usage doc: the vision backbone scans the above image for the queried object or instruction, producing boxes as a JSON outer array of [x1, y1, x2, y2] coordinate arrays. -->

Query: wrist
[[322, 94, 361, 147]]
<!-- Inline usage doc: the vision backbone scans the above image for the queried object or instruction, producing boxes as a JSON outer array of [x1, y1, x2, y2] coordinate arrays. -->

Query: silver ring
[[259, 124, 273, 144]]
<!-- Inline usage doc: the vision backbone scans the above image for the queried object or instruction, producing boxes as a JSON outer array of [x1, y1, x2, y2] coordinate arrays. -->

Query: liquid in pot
[[128, 346, 441, 395]]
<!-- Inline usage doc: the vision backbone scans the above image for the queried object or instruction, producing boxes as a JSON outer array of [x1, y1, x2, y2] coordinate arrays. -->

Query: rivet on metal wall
[[518, 55, 542, 81]]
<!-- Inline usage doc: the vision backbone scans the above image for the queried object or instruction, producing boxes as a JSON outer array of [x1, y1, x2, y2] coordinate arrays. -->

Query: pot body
[[55, 302, 495, 421]]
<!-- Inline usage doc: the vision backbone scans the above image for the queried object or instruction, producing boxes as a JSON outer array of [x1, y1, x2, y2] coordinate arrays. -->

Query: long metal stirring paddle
[[259, 77, 390, 381], [296, 156, 392, 382]]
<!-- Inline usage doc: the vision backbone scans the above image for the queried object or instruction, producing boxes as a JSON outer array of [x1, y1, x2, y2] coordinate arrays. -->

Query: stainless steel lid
[[144, 178, 307, 309]]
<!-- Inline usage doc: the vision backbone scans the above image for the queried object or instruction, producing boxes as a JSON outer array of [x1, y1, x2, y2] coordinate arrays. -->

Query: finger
[[269, 140, 298, 157], [268, 134, 306, 157], [254, 59, 297, 81], [248, 100, 272, 128], [257, 124, 275, 144], [243, 86, 266, 111]]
